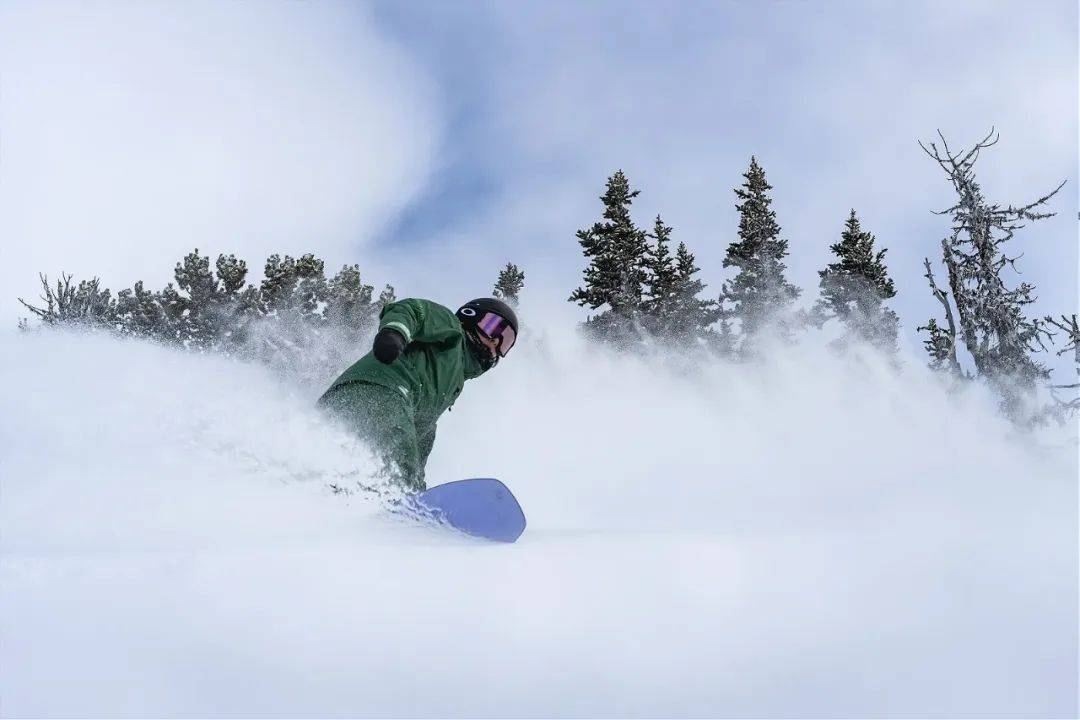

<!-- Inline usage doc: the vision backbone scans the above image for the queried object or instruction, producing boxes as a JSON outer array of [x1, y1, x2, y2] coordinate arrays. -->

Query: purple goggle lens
[[476, 312, 516, 356]]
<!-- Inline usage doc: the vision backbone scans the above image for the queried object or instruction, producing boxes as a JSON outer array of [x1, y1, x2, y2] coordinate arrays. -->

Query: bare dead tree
[[18, 273, 117, 327], [917, 258, 962, 375], [918, 129, 1065, 419], [1044, 314, 1080, 413], [1045, 314, 1080, 374]]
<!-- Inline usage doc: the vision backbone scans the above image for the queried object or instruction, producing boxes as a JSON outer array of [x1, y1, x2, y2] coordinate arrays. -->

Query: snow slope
[[1, 328, 1076, 717]]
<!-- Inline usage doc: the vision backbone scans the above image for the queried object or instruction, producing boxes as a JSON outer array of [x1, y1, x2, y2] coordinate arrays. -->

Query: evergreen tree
[[20, 249, 391, 387], [214, 254, 257, 349], [163, 249, 227, 348], [640, 216, 720, 346], [919, 317, 959, 373], [642, 215, 679, 334], [569, 170, 649, 342], [260, 253, 328, 320], [250, 253, 331, 378], [670, 241, 721, 344], [216, 254, 249, 297], [493, 263, 525, 307], [325, 264, 376, 328], [918, 130, 1063, 419], [712, 312, 736, 357], [720, 157, 800, 348], [816, 209, 899, 354], [115, 280, 166, 339], [321, 264, 380, 371], [152, 248, 258, 349]]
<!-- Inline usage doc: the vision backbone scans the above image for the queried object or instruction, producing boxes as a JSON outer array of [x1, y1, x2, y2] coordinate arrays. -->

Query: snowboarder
[[318, 297, 518, 492]]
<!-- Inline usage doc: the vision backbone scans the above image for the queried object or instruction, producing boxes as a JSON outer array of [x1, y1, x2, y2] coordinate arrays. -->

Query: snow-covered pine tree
[[569, 170, 649, 344], [816, 209, 899, 355], [20, 249, 391, 386], [640, 216, 720, 347], [918, 318, 957, 373], [115, 280, 167, 340], [319, 263, 377, 368], [160, 249, 230, 349], [720, 157, 800, 351], [642, 215, 679, 336], [260, 253, 328, 320], [216, 254, 248, 298], [670, 242, 721, 345], [325, 265, 376, 328], [251, 253, 333, 379], [493, 263, 525, 307], [214, 254, 259, 350], [712, 311, 736, 357], [918, 129, 1064, 420]]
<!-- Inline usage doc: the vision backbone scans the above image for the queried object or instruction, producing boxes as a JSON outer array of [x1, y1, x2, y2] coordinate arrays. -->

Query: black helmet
[[457, 297, 519, 364]]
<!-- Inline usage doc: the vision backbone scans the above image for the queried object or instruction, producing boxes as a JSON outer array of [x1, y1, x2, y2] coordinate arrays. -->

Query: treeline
[[18, 131, 1079, 423], [568, 160, 900, 359], [19, 247, 526, 388], [566, 131, 1075, 423], [19, 252, 397, 386]]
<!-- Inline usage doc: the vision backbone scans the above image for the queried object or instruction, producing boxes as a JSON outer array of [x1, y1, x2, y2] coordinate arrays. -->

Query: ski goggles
[[476, 312, 517, 356]]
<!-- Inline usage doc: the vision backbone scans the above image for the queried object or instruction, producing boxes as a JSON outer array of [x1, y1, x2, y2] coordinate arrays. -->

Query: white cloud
[[377, 0, 1076, 371], [0, 0, 439, 319]]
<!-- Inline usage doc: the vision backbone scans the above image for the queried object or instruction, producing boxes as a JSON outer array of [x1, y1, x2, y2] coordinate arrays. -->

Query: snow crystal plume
[[0, 330, 394, 554], [1, 322, 1076, 717]]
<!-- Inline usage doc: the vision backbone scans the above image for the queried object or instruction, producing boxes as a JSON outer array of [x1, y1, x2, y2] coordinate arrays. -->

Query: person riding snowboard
[[318, 297, 518, 492]]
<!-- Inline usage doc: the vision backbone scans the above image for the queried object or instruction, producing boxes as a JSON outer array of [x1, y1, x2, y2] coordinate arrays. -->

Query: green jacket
[[322, 298, 487, 433]]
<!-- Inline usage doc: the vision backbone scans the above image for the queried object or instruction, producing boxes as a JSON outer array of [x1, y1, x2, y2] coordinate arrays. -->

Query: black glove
[[372, 328, 407, 364]]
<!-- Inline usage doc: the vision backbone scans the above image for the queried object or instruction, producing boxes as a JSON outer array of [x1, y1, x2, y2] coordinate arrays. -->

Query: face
[[476, 332, 499, 359], [476, 311, 516, 357], [459, 307, 516, 364]]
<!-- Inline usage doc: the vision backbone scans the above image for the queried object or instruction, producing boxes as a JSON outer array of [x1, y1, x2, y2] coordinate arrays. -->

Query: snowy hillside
[[1, 327, 1075, 717]]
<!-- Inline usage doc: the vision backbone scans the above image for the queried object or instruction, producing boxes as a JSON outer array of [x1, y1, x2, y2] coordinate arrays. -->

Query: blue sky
[[1, 0, 1076, 370], [367, 0, 1078, 370]]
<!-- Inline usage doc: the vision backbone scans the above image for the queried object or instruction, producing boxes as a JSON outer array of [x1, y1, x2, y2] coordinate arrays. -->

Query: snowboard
[[407, 478, 526, 543]]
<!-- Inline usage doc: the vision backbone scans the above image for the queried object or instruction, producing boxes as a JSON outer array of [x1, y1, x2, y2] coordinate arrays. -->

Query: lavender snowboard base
[[408, 478, 526, 543]]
